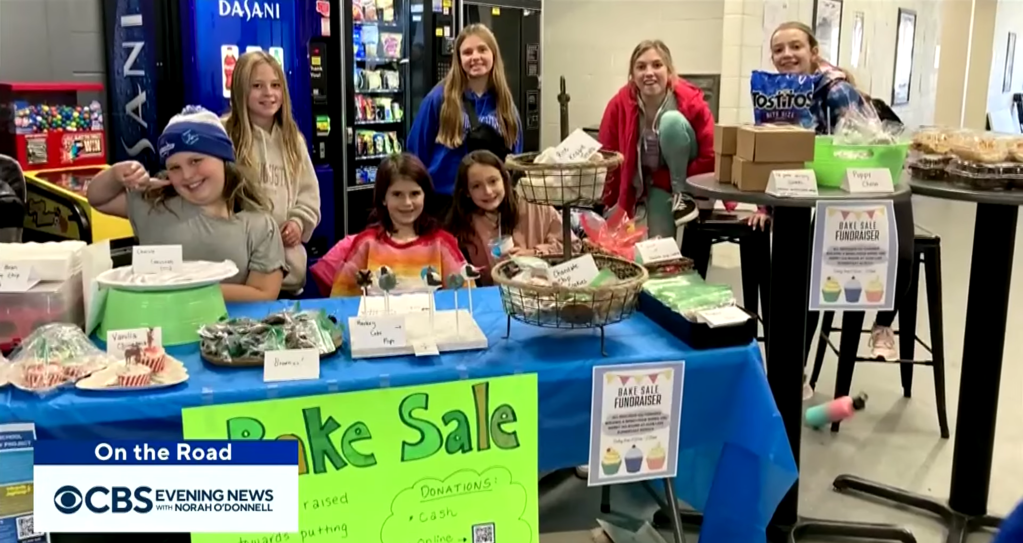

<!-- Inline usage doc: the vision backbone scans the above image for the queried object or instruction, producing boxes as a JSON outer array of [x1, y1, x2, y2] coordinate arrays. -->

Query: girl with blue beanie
[[87, 106, 286, 301], [407, 24, 523, 219]]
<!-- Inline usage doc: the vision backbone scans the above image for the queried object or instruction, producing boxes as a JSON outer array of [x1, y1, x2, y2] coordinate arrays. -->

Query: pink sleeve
[[330, 236, 371, 297], [310, 234, 356, 295]]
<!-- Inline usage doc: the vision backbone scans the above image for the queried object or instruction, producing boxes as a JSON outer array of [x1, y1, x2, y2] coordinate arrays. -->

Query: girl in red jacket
[[598, 40, 715, 240]]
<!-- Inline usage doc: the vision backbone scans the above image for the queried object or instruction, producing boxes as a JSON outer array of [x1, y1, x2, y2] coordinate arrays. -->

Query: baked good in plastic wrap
[[642, 274, 737, 321], [199, 305, 343, 366], [499, 256, 631, 326], [515, 147, 607, 206], [911, 126, 960, 155], [946, 157, 1022, 191], [833, 103, 907, 145], [907, 151, 953, 181], [6, 323, 117, 393], [950, 132, 1010, 164]]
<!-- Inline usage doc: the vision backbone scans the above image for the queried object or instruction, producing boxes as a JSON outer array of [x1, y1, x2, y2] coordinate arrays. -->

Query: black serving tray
[[638, 291, 757, 350]]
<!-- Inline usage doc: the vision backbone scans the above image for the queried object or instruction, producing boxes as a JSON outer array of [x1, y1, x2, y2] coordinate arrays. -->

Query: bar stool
[[809, 227, 950, 437]]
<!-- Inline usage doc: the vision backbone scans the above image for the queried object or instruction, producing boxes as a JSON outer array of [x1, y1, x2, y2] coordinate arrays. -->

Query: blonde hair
[[224, 51, 308, 187], [144, 161, 271, 214], [436, 24, 519, 149], [628, 40, 678, 81]]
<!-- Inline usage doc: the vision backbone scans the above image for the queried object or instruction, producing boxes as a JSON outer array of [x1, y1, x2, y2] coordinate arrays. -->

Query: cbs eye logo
[[54, 486, 84, 514]]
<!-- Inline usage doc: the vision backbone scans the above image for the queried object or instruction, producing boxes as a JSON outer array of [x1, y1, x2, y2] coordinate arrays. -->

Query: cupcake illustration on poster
[[589, 362, 685, 485]]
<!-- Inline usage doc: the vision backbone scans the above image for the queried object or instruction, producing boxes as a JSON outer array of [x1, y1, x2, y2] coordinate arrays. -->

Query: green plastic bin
[[97, 284, 227, 346], [807, 136, 910, 187]]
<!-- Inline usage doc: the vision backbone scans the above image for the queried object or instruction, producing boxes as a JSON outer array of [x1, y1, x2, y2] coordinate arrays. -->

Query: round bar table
[[833, 178, 1014, 543], [684, 173, 916, 543]]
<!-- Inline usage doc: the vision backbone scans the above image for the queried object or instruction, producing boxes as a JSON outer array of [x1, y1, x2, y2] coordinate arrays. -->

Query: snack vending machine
[[103, 0, 345, 249], [344, 0, 418, 234]]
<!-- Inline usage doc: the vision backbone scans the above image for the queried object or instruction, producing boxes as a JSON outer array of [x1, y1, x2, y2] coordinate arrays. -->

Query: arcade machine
[[342, 0, 419, 234], [460, 0, 542, 153], [0, 82, 134, 244], [102, 0, 345, 253]]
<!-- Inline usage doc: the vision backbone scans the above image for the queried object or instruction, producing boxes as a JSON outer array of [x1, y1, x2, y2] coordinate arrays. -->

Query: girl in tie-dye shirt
[[330, 154, 465, 297]]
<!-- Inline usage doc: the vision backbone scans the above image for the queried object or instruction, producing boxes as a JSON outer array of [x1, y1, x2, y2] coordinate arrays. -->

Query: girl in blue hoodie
[[407, 24, 523, 219]]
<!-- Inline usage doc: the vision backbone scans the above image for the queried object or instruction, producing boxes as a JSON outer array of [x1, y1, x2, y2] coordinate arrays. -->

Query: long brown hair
[[369, 153, 439, 236], [447, 150, 518, 247], [223, 51, 308, 186], [144, 160, 270, 214], [436, 24, 518, 149]]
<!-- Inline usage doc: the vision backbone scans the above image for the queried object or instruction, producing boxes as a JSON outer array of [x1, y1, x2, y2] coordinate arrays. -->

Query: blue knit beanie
[[157, 105, 235, 165]]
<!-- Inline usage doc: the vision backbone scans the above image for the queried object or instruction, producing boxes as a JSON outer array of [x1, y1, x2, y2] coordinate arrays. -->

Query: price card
[[766, 170, 819, 198], [551, 254, 600, 287], [412, 340, 440, 357], [551, 128, 602, 164], [348, 315, 407, 350], [696, 306, 752, 328], [842, 168, 895, 193], [0, 263, 39, 293], [635, 238, 682, 264], [107, 327, 162, 359], [264, 349, 320, 382], [132, 245, 183, 275]]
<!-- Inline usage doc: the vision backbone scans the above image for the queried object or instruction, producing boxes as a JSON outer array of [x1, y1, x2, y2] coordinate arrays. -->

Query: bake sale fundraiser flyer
[[809, 200, 898, 311], [587, 362, 685, 486]]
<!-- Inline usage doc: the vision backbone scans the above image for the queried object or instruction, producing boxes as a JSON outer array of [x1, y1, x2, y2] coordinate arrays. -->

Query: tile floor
[[537, 195, 1023, 542]]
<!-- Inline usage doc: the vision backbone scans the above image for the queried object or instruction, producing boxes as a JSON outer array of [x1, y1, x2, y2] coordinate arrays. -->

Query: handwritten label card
[[107, 327, 162, 359], [635, 238, 682, 265], [551, 254, 600, 287], [766, 169, 819, 198], [132, 245, 183, 275], [348, 315, 408, 351], [551, 128, 602, 164], [842, 168, 895, 194], [0, 263, 39, 293], [696, 306, 752, 328], [264, 349, 320, 382], [412, 340, 440, 357]]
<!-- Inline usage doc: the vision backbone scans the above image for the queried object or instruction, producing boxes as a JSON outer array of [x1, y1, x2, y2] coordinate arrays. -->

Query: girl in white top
[[224, 51, 321, 295]]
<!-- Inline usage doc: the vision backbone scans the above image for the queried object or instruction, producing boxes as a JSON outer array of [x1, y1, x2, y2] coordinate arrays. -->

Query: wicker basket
[[506, 150, 623, 206], [491, 252, 648, 329]]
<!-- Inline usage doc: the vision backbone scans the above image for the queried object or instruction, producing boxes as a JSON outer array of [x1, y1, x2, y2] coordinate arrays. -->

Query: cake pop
[[446, 273, 466, 335], [462, 264, 482, 314], [356, 269, 374, 297], [420, 266, 443, 331], [378, 266, 397, 313]]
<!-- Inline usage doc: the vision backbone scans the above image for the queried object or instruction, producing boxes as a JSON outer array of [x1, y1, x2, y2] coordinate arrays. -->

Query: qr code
[[16, 515, 42, 540], [472, 523, 495, 543]]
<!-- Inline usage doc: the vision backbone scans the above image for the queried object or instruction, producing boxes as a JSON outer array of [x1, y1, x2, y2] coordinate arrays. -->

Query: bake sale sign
[[587, 362, 685, 486], [809, 201, 898, 311]]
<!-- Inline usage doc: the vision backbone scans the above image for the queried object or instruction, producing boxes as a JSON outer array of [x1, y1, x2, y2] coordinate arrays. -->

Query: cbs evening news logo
[[34, 441, 297, 533], [53, 486, 276, 514]]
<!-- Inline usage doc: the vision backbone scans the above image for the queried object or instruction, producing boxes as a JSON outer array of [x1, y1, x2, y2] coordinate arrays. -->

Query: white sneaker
[[671, 193, 699, 226], [869, 325, 898, 361]]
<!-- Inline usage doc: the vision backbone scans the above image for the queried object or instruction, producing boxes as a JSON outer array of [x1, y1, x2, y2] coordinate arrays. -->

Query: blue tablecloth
[[0, 287, 796, 542]]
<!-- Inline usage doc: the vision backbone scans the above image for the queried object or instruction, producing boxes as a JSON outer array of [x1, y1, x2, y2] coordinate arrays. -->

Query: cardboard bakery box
[[714, 125, 739, 155], [714, 153, 733, 183], [736, 125, 815, 163], [732, 156, 806, 191]]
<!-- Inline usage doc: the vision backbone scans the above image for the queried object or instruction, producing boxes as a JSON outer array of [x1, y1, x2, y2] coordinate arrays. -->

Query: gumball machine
[[0, 81, 132, 244]]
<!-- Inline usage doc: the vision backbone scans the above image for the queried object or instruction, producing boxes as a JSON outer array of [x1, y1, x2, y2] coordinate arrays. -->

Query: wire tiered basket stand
[[491, 77, 648, 356]]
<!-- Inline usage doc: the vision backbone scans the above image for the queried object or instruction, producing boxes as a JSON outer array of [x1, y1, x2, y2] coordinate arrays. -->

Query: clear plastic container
[[911, 126, 960, 155], [950, 132, 1011, 163], [906, 150, 953, 181], [946, 158, 1023, 191], [0, 271, 84, 352]]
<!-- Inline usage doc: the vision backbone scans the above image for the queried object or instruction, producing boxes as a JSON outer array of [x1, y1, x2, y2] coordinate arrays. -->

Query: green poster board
[[181, 374, 538, 543]]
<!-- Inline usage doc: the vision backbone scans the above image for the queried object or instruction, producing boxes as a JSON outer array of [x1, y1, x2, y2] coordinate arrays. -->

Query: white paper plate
[[96, 260, 239, 292], [76, 357, 189, 391]]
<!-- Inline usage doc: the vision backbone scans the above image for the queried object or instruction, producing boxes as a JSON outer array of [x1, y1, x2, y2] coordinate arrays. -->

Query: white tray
[[96, 260, 238, 292], [350, 309, 488, 359]]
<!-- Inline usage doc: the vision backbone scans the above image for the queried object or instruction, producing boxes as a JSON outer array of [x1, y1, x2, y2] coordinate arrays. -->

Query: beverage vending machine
[[103, 0, 345, 252]]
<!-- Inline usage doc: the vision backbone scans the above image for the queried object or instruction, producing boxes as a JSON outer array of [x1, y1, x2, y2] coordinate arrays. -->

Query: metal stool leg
[[898, 252, 921, 398], [831, 311, 865, 432], [739, 233, 762, 317], [810, 311, 835, 389], [924, 243, 951, 439]]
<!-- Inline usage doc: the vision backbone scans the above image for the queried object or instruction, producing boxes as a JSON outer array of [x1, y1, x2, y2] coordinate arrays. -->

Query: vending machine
[[102, 0, 345, 250]]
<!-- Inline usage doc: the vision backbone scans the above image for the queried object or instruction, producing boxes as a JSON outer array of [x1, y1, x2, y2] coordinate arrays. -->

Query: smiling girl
[[408, 24, 523, 218], [87, 106, 286, 301], [224, 51, 321, 296], [330, 153, 465, 297], [447, 150, 564, 285]]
